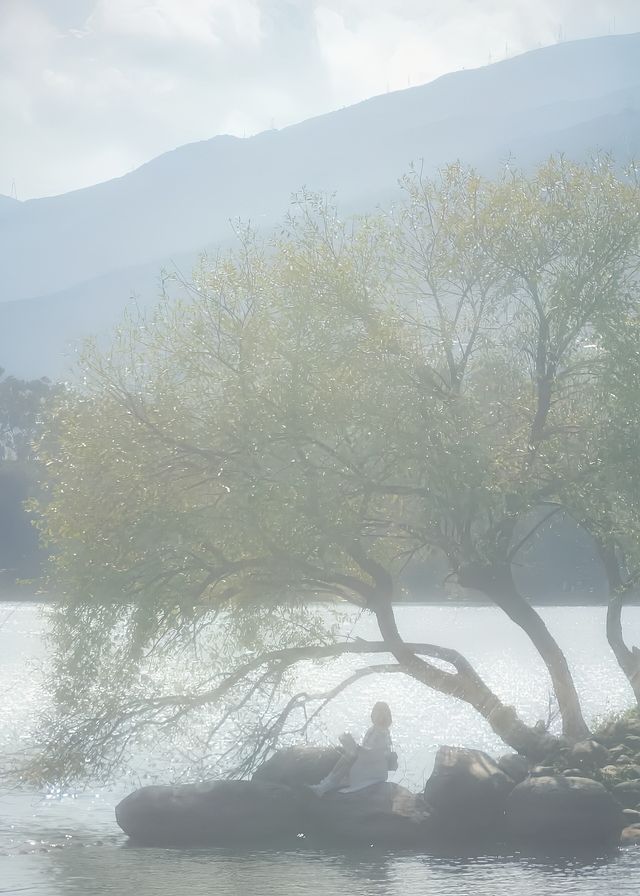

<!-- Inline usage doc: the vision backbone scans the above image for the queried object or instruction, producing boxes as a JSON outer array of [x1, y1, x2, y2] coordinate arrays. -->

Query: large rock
[[115, 780, 308, 846], [571, 739, 610, 768], [308, 782, 431, 847], [422, 746, 516, 836], [612, 780, 640, 809], [505, 776, 625, 845], [497, 753, 529, 784], [252, 745, 341, 787], [621, 824, 640, 846]]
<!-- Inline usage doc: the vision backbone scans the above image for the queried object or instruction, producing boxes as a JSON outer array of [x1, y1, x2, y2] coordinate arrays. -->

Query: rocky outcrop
[[115, 777, 431, 849], [422, 746, 515, 836], [115, 780, 308, 846], [251, 746, 433, 847], [252, 745, 340, 787], [114, 735, 639, 851], [505, 775, 625, 845]]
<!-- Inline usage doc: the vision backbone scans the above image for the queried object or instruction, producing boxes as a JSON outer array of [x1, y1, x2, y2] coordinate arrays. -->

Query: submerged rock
[[252, 745, 341, 787], [115, 780, 308, 846], [422, 746, 515, 836], [505, 775, 625, 845]]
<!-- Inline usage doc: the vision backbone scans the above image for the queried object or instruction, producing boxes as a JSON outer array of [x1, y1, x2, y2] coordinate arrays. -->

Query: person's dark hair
[[371, 701, 392, 727]]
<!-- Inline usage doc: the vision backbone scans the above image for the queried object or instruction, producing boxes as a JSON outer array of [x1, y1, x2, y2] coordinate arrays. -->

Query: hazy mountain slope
[[2, 33, 640, 379], [0, 251, 201, 380], [0, 195, 20, 222]]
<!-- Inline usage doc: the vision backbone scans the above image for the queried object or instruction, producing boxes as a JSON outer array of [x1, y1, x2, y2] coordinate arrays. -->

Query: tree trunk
[[607, 593, 640, 707], [597, 541, 640, 708], [457, 560, 590, 741], [373, 599, 560, 760]]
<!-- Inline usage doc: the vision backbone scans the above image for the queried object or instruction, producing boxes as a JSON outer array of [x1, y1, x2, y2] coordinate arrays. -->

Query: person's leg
[[309, 752, 355, 795]]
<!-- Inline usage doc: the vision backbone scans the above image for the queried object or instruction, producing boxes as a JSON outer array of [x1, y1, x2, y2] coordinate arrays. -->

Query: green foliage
[[39, 206, 453, 669]]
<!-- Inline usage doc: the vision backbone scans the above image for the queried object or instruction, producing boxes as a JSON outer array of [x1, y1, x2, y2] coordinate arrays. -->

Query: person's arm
[[359, 726, 390, 754], [338, 732, 358, 757]]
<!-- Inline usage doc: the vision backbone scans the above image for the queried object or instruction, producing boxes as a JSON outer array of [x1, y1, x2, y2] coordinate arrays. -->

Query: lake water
[[1, 601, 640, 895]]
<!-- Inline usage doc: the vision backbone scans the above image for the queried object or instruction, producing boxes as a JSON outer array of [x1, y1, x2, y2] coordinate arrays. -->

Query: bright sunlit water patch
[[1, 601, 640, 894]]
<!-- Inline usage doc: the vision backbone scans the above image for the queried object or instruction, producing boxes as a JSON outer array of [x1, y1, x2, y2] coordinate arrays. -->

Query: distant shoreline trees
[[0, 369, 59, 588], [30, 158, 640, 784]]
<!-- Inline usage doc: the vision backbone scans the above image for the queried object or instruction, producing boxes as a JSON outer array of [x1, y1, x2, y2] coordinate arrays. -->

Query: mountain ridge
[[2, 32, 640, 378]]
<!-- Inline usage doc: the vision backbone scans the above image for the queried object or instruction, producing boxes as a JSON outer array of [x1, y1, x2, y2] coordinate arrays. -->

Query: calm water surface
[[1, 601, 640, 895]]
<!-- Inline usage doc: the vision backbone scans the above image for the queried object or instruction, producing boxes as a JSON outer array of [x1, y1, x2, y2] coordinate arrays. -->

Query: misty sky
[[3, 0, 640, 200]]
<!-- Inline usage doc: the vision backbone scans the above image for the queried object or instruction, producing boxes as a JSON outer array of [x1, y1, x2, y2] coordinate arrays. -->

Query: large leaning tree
[[387, 158, 640, 722], [30, 158, 640, 785]]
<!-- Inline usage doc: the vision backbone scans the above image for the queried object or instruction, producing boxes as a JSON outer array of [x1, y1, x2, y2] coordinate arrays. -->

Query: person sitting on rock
[[309, 701, 395, 796]]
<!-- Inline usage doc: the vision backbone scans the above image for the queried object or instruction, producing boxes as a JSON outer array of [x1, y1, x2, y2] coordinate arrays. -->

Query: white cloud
[[87, 0, 263, 48], [1, 0, 639, 198], [312, 0, 626, 98], [0, 0, 58, 66]]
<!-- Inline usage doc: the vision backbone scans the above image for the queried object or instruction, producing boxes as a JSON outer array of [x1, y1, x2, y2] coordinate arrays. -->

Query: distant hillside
[[0, 194, 20, 221], [2, 32, 640, 379]]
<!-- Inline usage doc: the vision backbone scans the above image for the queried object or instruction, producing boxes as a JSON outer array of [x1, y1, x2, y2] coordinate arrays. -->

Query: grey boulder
[[612, 780, 640, 809], [309, 782, 431, 847], [115, 780, 308, 846], [423, 746, 516, 835], [252, 745, 341, 787], [505, 775, 625, 845], [570, 739, 610, 768]]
